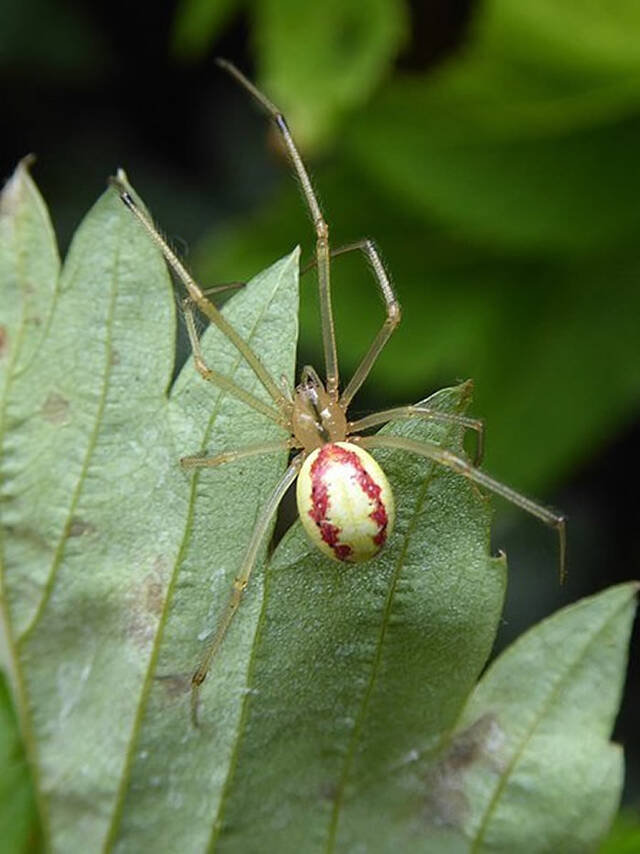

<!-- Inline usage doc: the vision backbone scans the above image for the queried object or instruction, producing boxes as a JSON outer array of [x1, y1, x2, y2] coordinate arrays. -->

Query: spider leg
[[300, 240, 383, 276], [303, 239, 400, 408], [199, 282, 245, 297], [191, 454, 304, 726], [181, 299, 287, 426], [109, 173, 289, 414], [181, 438, 298, 469], [359, 434, 566, 582], [216, 59, 339, 399], [350, 406, 485, 465]]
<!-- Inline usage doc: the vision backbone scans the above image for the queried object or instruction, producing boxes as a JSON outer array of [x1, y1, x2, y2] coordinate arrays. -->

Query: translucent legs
[[350, 406, 485, 465], [180, 298, 287, 426], [302, 239, 401, 409], [331, 240, 401, 409], [217, 64, 404, 407], [109, 172, 290, 416], [360, 434, 567, 582], [217, 60, 339, 397], [181, 439, 298, 470], [191, 455, 303, 725]]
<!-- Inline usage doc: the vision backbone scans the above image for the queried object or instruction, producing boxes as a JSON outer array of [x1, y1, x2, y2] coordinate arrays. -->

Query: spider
[[110, 59, 566, 725]]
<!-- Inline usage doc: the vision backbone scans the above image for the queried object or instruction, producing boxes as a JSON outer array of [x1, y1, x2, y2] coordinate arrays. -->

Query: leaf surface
[[0, 167, 634, 853], [345, 0, 640, 254], [455, 583, 636, 853], [253, 0, 407, 150]]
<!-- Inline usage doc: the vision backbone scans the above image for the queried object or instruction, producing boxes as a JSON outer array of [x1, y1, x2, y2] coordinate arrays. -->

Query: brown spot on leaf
[[154, 673, 190, 699], [0, 326, 7, 358], [41, 392, 70, 425], [67, 518, 96, 538], [144, 562, 165, 618], [125, 557, 170, 649], [5, 522, 50, 552], [422, 714, 506, 829], [319, 781, 339, 801], [110, 348, 121, 366]]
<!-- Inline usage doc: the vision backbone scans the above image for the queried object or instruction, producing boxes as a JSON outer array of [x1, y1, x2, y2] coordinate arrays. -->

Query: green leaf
[[340, 0, 640, 254], [253, 0, 408, 150], [0, 165, 634, 852], [453, 582, 637, 852], [0, 673, 41, 853], [347, 84, 640, 254], [480, 0, 640, 80], [172, 0, 242, 59], [599, 809, 640, 853], [203, 382, 506, 851]]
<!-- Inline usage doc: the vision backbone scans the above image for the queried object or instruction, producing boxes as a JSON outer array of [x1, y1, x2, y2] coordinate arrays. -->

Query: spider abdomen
[[296, 442, 395, 563]]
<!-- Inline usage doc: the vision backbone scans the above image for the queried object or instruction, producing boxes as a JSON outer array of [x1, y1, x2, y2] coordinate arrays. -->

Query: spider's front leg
[[181, 297, 288, 427], [109, 173, 290, 414], [180, 438, 298, 470], [217, 59, 340, 397], [301, 239, 401, 408]]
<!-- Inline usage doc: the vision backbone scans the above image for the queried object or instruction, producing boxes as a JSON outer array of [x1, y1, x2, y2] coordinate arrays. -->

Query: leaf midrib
[[323, 453, 446, 852]]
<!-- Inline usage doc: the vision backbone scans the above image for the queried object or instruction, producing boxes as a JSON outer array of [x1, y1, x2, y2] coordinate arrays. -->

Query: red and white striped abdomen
[[296, 442, 395, 563]]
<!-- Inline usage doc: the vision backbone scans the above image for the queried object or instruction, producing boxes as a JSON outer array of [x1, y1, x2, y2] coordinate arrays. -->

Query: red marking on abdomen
[[308, 444, 389, 561]]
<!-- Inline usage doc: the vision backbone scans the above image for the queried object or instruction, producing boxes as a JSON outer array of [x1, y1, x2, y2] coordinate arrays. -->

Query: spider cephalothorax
[[292, 365, 347, 450], [111, 59, 566, 725]]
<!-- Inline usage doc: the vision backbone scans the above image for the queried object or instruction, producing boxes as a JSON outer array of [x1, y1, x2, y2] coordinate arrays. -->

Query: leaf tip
[[19, 153, 37, 172], [1, 155, 36, 218]]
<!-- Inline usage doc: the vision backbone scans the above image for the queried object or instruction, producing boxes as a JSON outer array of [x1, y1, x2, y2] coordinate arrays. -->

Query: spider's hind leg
[[349, 405, 485, 466], [359, 433, 567, 582], [190, 455, 303, 726]]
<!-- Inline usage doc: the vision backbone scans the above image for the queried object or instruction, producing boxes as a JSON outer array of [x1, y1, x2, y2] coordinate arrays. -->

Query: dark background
[[2, 0, 639, 833]]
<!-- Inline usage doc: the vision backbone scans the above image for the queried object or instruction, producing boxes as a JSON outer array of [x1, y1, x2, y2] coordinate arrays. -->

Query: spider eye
[[296, 442, 395, 563]]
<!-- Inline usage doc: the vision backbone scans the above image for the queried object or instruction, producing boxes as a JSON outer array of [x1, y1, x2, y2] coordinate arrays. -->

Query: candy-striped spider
[[110, 60, 566, 724]]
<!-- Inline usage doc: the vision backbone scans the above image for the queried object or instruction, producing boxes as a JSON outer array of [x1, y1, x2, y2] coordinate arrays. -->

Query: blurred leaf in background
[[0, 674, 41, 853], [182, 0, 640, 500], [174, 0, 408, 150], [600, 809, 640, 854]]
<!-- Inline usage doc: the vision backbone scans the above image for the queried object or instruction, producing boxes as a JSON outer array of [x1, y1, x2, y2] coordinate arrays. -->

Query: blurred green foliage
[[174, 0, 407, 149], [0, 673, 40, 853], [599, 809, 640, 853], [0, 0, 108, 76], [189, 0, 640, 495]]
